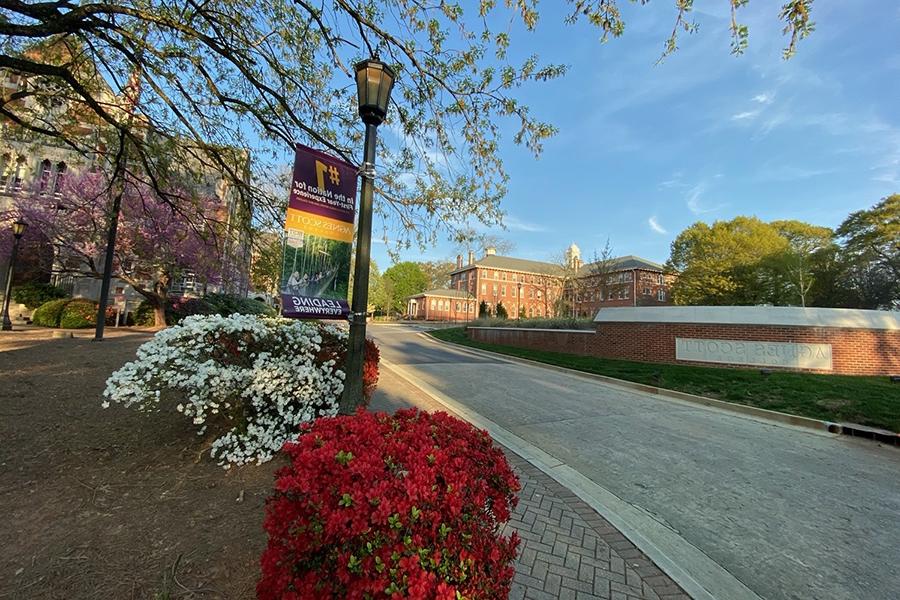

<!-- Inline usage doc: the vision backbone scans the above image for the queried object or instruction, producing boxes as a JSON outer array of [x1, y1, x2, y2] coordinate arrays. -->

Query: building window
[[658, 289, 665, 302], [658, 273, 664, 284], [53, 162, 67, 196], [12, 156, 26, 191], [430, 299, 436, 309], [481, 283, 486, 294], [456, 301, 460, 311], [537, 290, 542, 299], [0, 153, 10, 188], [501, 285, 506, 296], [642, 287, 651, 295], [38, 159, 52, 192], [492, 284, 498, 296]]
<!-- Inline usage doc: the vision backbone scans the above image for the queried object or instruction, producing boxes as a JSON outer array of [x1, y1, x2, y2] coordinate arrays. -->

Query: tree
[[667, 217, 789, 306], [0, 1, 815, 247], [418, 260, 456, 289], [495, 301, 509, 319], [768, 220, 834, 307], [4, 172, 226, 326], [588, 238, 619, 309], [382, 262, 428, 315], [479, 299, 491, 318], [250, 230, 283, 297], [836, 195, 900, 309]]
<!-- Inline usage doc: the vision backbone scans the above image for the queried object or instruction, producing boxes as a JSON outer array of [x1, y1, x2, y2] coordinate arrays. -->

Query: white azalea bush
[[103, 314, 378, 466]]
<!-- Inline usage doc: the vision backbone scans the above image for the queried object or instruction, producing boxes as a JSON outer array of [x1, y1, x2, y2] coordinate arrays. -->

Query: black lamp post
[[2, 220, 28, 331], [517, 281, 522, 319], [338, 59, 396, 415]]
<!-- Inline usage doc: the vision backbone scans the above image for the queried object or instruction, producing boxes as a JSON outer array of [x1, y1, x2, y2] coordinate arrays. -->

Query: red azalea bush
[[258, 409, 521, 599]]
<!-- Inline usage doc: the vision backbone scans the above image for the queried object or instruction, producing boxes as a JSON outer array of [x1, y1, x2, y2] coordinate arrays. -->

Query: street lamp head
[[355, 59, 396, 126], [12, 220, 27, 239]]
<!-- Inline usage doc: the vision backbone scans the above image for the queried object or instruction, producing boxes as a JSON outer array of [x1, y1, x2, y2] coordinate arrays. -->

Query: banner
[[280, 144, 357, 319]]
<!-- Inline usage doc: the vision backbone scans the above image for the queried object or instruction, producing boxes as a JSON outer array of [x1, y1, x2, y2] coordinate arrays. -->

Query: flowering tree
[[3, 171, 227, 326]]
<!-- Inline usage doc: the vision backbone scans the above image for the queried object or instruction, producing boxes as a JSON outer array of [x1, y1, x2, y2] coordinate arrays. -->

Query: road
[[368, 323, 900, 600]]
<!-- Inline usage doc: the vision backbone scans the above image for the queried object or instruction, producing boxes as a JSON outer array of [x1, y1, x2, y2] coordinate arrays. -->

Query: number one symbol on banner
[[315, 160, 340, 191]]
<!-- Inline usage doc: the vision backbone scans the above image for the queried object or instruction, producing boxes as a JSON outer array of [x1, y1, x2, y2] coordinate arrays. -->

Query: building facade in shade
[[0, 61, 253, 300], [407, 245, 675, 321]]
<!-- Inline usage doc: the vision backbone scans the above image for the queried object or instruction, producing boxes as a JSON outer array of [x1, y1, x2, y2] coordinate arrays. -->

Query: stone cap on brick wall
[[593, 306, 900, 330]]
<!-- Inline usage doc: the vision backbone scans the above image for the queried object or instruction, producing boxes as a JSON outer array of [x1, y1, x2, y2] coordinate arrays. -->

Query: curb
[[423, 331, 848, 438]]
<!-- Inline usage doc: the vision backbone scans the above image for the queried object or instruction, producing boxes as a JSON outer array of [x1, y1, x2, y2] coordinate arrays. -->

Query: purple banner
[[280, 144, 357, 320]]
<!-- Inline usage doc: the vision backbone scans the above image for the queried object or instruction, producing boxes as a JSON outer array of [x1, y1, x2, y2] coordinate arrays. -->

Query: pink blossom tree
[[1, 172, 230, 327]]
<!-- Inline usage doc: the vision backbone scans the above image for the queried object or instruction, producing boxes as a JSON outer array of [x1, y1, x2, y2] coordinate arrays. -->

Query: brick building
[[407, 245, 675, 321]]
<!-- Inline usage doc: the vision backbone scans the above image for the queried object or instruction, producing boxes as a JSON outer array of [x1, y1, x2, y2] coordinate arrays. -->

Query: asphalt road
[[368, 323, 900, 600]]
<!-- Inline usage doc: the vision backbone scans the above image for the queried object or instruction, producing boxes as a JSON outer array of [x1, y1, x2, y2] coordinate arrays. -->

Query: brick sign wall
[[468, 307, 900, 376]]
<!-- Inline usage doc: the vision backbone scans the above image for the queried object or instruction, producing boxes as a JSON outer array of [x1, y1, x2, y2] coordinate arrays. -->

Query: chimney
[[468, 250, 475, 265], [456, 254, 463, 269], [485, 246, 496, 256]]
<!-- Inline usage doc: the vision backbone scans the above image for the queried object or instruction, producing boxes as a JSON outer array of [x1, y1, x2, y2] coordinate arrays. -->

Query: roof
[[581, 255, 666, 273], [407, 288, 474, 300], [450, 254, 563, 276], [450, 253, 665, 276]]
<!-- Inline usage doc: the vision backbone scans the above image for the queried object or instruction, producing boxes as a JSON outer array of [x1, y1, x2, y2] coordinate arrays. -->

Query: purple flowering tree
[[1, 172, 229, 327]]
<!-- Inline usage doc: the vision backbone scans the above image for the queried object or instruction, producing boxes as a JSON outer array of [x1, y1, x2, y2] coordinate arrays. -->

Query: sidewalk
[[370, 367, 689, 600]]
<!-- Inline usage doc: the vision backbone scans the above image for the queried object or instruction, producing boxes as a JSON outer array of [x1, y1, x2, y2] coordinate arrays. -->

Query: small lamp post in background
[[2, 220, 28, 331], [338, 59, 396, 415], [517, 281, 522, 319]]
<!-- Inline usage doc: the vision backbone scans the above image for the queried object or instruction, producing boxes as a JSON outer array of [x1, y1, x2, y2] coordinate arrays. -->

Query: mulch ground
[[1, 329, 276, 599]]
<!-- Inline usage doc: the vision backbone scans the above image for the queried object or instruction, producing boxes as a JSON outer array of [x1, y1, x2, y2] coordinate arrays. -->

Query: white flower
[[102, 314, 352, 467]]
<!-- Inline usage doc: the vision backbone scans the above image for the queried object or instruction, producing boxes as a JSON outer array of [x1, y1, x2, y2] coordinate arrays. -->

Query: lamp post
[[2, 220, 28, 331], [338, 59, 396, 415], [517, 281, 522, 319]]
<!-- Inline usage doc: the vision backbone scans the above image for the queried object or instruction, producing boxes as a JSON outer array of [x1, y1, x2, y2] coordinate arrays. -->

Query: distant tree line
[[666, 195, 898, 309]]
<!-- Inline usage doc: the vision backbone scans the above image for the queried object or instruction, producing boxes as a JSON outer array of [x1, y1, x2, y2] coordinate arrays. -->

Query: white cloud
[[648, 216, 667, 235], [731, 110, 761, 121], [685, 181, 725, 215], [503, 215, 547, 233], [752, 92, 775, 104]]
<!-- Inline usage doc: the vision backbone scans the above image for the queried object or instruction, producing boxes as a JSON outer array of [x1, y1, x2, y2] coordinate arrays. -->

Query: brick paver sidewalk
[[371, 368, 690, 600], [504, 451, 688, 600]]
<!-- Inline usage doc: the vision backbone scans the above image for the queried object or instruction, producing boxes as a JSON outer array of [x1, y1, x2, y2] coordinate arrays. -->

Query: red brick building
[[407, 245, 675, 321]]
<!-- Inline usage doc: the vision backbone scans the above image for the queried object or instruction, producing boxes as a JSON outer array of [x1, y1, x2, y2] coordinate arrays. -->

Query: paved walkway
[[368, 324, 900, 600], [371, 366, 688, 599]]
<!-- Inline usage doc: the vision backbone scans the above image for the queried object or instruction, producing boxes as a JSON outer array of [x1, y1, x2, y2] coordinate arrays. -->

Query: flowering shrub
[[103, 314, 379, 466], [258, 409, 521, 599]]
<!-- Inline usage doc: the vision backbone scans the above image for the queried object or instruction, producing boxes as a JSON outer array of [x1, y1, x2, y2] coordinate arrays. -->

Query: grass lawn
[[429, 327, 900, 433]]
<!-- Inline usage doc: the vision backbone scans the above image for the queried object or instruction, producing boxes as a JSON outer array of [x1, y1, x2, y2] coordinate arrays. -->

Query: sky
[[368, 0, 900, 270]]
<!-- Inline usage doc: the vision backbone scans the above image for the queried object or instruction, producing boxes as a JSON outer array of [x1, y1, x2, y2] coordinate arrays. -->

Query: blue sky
[[368, 0, 900, 269]]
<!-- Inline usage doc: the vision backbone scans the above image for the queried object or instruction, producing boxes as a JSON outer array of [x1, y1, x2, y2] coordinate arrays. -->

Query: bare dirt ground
[[0, 328, 278, 600]]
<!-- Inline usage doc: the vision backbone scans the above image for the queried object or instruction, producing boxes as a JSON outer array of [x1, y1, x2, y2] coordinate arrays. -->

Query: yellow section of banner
[[285, 207, 354, 242]]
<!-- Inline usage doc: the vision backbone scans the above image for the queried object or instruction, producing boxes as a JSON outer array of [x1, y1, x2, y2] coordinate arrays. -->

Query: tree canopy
[[667, 198, 900, 310], [1, 0, 815, 247], [382, 261, 428, 314]]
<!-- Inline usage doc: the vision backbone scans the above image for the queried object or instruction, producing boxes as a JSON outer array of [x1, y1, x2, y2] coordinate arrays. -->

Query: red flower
[[257, 409, 520, 599]]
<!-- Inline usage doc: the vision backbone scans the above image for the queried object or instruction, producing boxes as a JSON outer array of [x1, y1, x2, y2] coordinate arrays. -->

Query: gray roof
[[450, 254, 563, 276], [407, 288, 474, 300], [450, 253, 665, 276], [581, 255, 666, 273]]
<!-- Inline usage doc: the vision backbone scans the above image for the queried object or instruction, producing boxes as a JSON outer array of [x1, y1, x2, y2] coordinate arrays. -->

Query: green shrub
[[170, 297, 216, 323], [204, 293, 274, 317], [12, 282, 69, 309], [134, 294, 274, 327], [133, 300, 167, 326], [59, 299, 99, 329], [32, 299, 71, 327], [469, 316, 595, 330]]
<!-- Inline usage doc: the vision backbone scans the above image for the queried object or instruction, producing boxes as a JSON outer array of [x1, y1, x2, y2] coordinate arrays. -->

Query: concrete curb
[[424, 331, 846, 438], [380, 357, 762, 600]]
